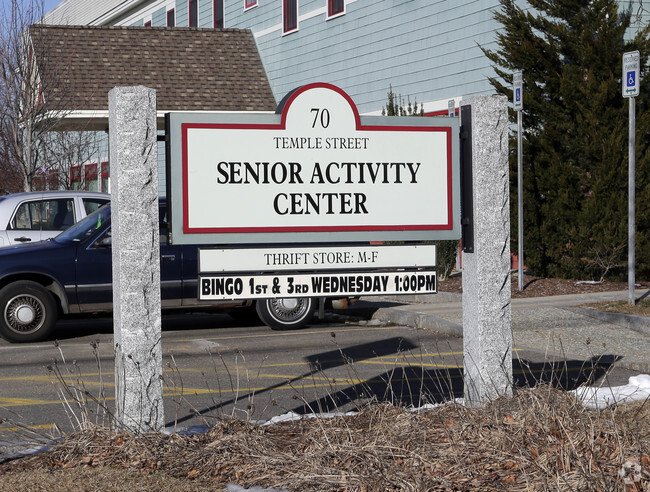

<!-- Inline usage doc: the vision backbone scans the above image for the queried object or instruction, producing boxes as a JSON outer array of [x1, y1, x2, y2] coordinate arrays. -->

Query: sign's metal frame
[[165, 83, 461, 245]]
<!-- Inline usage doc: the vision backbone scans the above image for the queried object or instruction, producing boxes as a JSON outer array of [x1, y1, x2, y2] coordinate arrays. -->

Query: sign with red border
[[166, 83, 460, 244]]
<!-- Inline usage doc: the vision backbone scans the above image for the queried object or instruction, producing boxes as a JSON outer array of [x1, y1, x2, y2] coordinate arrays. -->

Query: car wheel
[[0, 281, 57, 343], [255, 297, 316, 330]]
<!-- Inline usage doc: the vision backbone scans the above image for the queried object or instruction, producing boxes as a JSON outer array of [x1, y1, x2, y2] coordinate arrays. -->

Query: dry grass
[[583, 298, 650, 317], [1, 387, 649, 491]]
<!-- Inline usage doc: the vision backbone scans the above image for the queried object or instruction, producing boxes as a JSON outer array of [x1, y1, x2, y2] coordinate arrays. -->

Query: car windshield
[[54, 204, 111, 243]]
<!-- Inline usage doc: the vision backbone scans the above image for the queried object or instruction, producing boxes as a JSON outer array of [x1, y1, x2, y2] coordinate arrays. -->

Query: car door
[[6, 197, 75, 245], [74, 226, 114, 311], [75, 224, 183, 311]]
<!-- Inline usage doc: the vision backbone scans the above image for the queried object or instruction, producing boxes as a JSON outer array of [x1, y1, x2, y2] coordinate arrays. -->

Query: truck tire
[[0, 281, 57, 343], [255, 297, 316, 330]]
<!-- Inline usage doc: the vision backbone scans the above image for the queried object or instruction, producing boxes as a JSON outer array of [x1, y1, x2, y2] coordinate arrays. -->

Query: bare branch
[[0, 0, 100, 192]]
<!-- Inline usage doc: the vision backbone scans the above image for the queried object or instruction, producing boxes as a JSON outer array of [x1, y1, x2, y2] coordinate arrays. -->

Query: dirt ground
[[1, 390, 648, 491], [439, 273, 649, 298]]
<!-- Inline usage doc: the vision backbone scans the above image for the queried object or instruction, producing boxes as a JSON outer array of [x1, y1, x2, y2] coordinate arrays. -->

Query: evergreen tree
[[382, 86, 457, 278], [483, 0, 650, 280]]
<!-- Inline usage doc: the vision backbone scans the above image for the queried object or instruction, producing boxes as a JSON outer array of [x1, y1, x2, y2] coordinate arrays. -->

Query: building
[[30, 25, 276, 194], [44, 0, 509, 116], [40, 0, 647, 191]]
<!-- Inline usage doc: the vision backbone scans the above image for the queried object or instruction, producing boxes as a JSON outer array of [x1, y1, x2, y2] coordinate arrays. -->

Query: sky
[[0, 0, 64, 19], [43, 0, 60, 16]]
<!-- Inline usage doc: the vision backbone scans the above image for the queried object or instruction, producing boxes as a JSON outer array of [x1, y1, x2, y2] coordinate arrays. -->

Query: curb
[[564, 306, 650, 337], [369, 292, 462, 304], [371, 306, 463, 337]]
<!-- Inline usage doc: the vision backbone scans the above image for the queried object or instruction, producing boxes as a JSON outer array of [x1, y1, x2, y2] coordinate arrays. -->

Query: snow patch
[[572, 374, 650, 409]]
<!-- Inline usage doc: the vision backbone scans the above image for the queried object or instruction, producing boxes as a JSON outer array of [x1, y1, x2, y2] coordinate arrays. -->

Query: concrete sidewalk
[[366, 289, 650, 373]]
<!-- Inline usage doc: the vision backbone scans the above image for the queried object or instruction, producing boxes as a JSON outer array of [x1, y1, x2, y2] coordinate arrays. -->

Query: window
[[71, 166, 81, 190], [214, 0, 224, 28], [31, 170, 59, 190], [83, 198, 109, 215], [101, 162, 110, 193], [244, 0, 257, 9], [70, 163, 109, 191], [167, 9, 175, 26], [283, 0, 297, 33], [189, 0, 198, 27], [84, 164, 98, 192], [144, 20, 152, 27], [328, 0, 344, 17], [11, 199, 74, 231]]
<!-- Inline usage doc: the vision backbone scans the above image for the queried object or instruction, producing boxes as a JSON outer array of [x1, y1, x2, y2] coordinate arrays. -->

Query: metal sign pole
[[513, 71, 524, 291], [623, 51, 639, 306], [517, 109, 523, 291], [628, 95, 636, 305]]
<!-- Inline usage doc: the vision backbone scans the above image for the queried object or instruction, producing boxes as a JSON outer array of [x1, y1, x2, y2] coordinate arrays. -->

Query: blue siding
[[152, 7, 166, 26], [73, 0, 647, 194], [71, 0, 650, 112], [199, 0, 213, 27], [176, 0, 189, 26], [245, 0, 503, 112]]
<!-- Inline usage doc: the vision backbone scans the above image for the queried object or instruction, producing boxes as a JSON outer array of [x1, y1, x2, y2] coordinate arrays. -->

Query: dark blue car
[[0, 203, 318, 342]]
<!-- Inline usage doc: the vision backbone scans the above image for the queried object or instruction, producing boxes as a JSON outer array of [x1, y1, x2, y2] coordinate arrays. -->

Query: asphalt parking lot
[[2, 292, 646, 459]]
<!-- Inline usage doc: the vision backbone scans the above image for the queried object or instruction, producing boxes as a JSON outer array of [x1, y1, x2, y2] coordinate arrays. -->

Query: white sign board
[[199, 270, 437, 300], [199, 244, 436, 272], [166, 83, 460, 244], [623, 51, 640, 98], [513, 71, 523, 110]]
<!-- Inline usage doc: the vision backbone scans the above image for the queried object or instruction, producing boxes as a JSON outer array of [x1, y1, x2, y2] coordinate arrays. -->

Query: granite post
[[461, 95, 513, 406], [108, 86, 164, 433]]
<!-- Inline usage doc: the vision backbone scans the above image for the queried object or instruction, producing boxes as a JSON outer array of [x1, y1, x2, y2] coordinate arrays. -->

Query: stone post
[[461, 95, 513, 406], [108, 86, 164, 433]]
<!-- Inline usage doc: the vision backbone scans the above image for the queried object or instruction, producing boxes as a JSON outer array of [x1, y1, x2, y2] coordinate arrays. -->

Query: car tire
[[0, 281, 57, 343], [255, 297, 316, 330]]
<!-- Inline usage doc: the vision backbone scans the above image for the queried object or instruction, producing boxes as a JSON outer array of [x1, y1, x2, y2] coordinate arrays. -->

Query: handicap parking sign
[[627, 71, 636, 88], [623, 51, 640, 98], [513, 71, 523, 110]]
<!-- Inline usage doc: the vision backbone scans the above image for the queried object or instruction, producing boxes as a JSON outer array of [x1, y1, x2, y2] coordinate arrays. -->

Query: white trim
[[214, 0, 225, 28], [188, 0, 199, 27], [326, 0, 345, 20], [326, 11, 345, 21], [256, 0, 358, 39], [244, 0, 259, 11], [96, 0, 166, 26], [362, 97, 464, 117], [166, 7, 175, 27], [54, 109, 275, 124], [282, 0, 300, 35]]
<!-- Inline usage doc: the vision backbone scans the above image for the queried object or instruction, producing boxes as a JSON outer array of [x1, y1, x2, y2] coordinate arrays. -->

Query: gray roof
[[29, 25, 277, 113]]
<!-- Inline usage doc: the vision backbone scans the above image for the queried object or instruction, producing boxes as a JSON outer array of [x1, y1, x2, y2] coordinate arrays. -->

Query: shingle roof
[[28, 25, 277, 113]]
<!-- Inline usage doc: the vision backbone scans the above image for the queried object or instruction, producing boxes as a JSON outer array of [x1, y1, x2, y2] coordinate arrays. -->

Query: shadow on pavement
[[291, 354, 621, 415], [166, 336, 420, 426], [46, 311, 240, 342], [303, 336, 418, 371], [163, 335, 621, 426]]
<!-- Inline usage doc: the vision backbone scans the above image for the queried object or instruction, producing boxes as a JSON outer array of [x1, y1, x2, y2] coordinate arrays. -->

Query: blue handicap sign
[[627, 71, 636, 87]]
